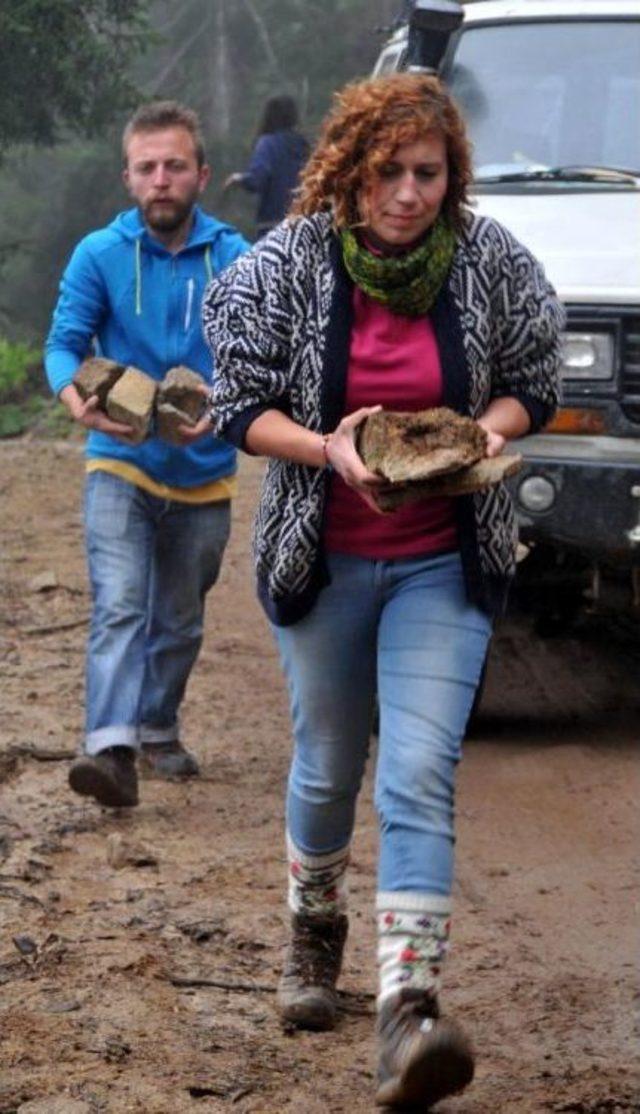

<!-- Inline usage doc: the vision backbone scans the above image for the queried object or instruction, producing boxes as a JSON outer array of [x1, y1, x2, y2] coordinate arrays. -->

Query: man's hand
[[175, 413, 214, 443], [174, 381, 214, 443], [60, 385, 135, 442]]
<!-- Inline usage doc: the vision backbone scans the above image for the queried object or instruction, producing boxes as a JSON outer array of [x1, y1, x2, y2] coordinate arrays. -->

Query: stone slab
[[73, 357, 124, 407], [358, 407, 487, 484], [105, 366, 157, 444], [156, 366, 206, 444], [373, 453, 523, 510], [156, 400, 196, 445]]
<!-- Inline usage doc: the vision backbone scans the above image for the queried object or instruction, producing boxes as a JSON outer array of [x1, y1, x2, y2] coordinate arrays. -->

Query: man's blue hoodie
[[45, 206, 249, 488]]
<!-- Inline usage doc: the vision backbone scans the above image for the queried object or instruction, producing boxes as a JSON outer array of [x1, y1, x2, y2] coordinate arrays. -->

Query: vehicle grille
[[621, 315, 640, 423]]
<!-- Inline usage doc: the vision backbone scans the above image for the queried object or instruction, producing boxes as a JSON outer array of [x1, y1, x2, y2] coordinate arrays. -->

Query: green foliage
[[0, 0, 399, 351], [0, 396, 72, 439], [0, 400, 33, 437], [0, 334, 54, 439], [0, 0, 152, 152], [0, 337, 40, 397]]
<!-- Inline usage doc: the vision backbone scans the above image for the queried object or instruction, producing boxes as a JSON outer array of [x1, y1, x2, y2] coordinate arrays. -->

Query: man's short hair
[[122, 101, 206, 168]]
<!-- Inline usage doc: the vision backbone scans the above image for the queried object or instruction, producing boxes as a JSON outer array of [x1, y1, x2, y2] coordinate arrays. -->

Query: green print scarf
[[340, 218, 457, 317]]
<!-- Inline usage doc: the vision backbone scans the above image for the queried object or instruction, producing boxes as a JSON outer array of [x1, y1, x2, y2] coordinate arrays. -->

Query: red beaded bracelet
[[321, 433, 332, 468]]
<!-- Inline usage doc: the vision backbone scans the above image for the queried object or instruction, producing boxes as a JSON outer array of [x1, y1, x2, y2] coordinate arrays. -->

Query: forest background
[[0, 0, 399, 436]]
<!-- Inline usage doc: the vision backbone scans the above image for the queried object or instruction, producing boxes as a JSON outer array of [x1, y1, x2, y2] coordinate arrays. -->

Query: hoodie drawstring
[[135, 238, 142, 316], [134, 240, 213, 319], [204, 245, 213, 283], [184, 279, 195, 331]]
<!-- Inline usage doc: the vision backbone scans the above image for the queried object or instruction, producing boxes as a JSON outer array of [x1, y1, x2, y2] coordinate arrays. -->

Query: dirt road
[[1, 440, 638, 1113]]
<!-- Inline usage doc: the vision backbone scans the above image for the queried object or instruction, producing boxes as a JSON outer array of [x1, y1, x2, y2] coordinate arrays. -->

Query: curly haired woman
[[203, 73, 563, 1109]]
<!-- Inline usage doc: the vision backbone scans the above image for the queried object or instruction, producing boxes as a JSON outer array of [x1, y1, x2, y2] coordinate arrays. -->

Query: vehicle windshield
[[443, 20, 640, 182]]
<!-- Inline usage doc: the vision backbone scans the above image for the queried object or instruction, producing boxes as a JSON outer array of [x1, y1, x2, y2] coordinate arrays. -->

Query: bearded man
[[45, 102, 249, 807]]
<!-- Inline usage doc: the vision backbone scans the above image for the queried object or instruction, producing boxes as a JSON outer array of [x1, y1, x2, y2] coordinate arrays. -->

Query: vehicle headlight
[[518, 475, 556, 513], [560, 332, 614, 380]]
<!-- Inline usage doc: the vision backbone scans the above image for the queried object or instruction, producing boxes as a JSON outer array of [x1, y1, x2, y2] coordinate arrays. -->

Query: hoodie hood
[[109, 204, 241, 252]]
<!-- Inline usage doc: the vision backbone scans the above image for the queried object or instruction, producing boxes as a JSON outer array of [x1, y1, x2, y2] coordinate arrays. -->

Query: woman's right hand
[[325, 406, 387, 514]]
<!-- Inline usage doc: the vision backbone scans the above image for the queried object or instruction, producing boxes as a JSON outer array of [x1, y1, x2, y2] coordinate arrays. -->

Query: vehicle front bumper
[[509, 433, 640, 563]]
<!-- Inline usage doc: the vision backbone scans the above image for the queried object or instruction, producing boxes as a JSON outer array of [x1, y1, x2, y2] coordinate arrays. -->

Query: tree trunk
[[209, 0, 231, 140]]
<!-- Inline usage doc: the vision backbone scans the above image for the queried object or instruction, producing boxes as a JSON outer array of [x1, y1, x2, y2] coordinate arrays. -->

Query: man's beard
[[142, 193, 196, 233]]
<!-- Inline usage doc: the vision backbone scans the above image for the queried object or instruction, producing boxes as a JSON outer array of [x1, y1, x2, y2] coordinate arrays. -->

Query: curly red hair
[[291, 73, 472, 233]]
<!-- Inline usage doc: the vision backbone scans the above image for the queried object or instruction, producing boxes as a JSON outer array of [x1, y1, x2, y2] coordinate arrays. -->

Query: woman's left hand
[[476, 399, 531, 457], [479, 425, 506, 458]]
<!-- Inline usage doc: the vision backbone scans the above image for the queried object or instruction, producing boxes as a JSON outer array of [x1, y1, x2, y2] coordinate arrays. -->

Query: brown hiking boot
[[376, 988, 474, 1109], [140, 740, 200, 779], [68, 746, 138, 808], [277, 912, 348, 1031]]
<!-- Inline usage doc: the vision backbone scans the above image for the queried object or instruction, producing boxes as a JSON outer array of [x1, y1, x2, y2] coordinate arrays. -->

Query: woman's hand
[[325, 406, 387, 514], [477, 422, 506, 458], [477, 399, 531, 458]]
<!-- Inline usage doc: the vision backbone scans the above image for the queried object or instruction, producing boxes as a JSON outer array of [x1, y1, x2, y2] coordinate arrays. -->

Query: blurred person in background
[[223, 93, 309, 238]]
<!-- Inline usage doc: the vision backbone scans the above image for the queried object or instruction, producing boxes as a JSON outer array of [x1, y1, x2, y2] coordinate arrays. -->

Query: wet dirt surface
[[0, 440, 638, 1113]]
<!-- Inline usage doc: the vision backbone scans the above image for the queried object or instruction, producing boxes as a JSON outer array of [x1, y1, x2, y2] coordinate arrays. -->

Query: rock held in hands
[[73, 357, 125, 407], [373, 453, 523, 510], [358, 407, 487, 484], [357, 406, 522, 510], [156, 366, 207, 445], [73, 359, 206, 446], [105, 366, 157, 444]]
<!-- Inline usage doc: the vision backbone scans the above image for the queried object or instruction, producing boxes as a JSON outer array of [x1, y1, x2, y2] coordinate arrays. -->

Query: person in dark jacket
[[223, 94, 309, 238]]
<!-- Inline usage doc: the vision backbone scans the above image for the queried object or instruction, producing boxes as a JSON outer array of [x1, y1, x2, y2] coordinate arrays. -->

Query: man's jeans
[[274, 551, 492, 897], [83, 471, 230, 756]]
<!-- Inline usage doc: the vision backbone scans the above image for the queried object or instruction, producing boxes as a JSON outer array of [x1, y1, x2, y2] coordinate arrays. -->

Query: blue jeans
[[83, 471, 230, 755], [274, 551, 492, 896]]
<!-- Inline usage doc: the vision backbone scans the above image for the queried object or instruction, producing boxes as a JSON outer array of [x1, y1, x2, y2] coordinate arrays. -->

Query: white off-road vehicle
[[374, 0, 640, 627]]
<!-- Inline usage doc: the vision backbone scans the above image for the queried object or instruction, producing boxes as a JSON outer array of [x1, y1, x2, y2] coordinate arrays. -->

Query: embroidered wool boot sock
[[277, 836, 349, 1030], [375, 892, 474, 1108]]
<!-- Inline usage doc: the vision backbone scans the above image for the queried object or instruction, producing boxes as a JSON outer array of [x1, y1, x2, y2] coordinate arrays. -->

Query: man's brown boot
[[277, 912, 348, 1031], [375, 988, 474, 1109], [68, 746, 138, 808]]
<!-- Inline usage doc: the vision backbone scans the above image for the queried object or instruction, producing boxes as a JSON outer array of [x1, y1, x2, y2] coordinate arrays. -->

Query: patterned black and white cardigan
[[202, 210, 563, 626]]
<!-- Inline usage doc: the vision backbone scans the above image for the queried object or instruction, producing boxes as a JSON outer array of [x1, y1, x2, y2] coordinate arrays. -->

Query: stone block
[[156, 366, 207, 445], [73, 357, 124, 407], [105, 366, 157, 444], [358, 406, 521, 511], [358, 407, 487, 484], [373, 453, 523, 510]]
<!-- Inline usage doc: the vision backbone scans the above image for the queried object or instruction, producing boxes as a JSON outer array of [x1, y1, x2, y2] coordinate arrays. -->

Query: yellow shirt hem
[[86, 459, 237, 504]]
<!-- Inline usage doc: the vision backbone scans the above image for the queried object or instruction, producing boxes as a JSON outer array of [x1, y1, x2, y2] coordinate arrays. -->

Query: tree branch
[[145, 10, 212, 96], [239, 0, 282, 77]]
